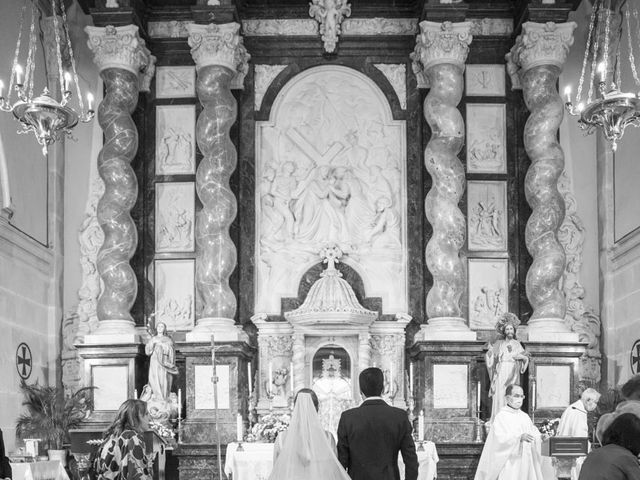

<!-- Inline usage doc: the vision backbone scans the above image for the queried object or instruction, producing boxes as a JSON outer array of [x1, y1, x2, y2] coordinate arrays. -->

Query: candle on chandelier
[[87, 92, 94, 111], [0, 80, 4, 99], [564, 85, 571, 103], [63, 72, 71, 92], [247, 362, 253, 394], [236, 413, 243, 442], [15, 65, 23, 86], [597, 62, 606, 83]]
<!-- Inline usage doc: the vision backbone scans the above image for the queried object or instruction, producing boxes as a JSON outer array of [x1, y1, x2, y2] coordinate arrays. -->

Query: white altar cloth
[[224, 441, 438, 480], [10, 461, 70, 480]]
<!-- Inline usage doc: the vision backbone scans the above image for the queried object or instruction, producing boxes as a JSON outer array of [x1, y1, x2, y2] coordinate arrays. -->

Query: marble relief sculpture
[[309, 0, 352, 53], [467, 181, 507, 251], [256, 65, 407, 316]]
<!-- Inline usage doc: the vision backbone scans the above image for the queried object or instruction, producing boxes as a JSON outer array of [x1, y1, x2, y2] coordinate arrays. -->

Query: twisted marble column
[[84, 25, 153, 341], [187, 23, 250, 341], [507, 22, 578, 341], [412, 21, 475, 339]]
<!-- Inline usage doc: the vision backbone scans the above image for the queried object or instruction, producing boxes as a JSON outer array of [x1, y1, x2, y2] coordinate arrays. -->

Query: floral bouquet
[[538, 418, 561, 440], [245, 413, 290, 443], [149, 420, 177, 446]]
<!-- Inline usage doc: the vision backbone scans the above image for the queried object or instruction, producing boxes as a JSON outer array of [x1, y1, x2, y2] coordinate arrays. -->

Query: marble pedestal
[[409, 341, 486, 443], [75, 342, 146, 426], [174, 341, 255, 480]]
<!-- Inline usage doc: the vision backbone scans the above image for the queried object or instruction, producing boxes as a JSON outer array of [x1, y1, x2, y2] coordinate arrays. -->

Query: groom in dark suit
[[337, 367, 418, 480]]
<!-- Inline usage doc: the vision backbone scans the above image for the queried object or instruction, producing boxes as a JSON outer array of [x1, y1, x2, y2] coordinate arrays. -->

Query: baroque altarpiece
[[61, 0, 601, 477]]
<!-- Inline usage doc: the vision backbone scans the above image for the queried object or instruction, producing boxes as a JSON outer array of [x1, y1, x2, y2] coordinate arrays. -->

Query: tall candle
[[476, 381, 481, 415], [418, 410, 425, 441], [290, 361, 294, 394], [409, 363, 414, 394], [532, 381, 537, 411], [178, 388, 182, 413], [87, 92, 94, 111], [15, 65, 23, 85], [248, 362, 253, 394], [236, 413, 243, 442], [134, 389, 138, 400]]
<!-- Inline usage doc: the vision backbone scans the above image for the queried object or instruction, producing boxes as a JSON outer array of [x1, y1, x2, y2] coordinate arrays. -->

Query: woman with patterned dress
[[95, 400, 152, 480]]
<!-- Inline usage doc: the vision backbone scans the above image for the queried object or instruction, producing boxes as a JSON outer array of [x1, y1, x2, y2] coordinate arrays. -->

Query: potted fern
[[15, 381, 93, 466]]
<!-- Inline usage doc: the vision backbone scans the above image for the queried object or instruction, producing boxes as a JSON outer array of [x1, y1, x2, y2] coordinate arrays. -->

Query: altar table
[[224, 441, 438, 480], [9, 461, 70, 480]]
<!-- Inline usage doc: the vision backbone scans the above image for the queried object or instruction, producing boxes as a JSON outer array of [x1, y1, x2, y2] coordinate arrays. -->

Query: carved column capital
[[506, 21, 576, 82], [85, 24, 154, 81], [411, 21, 472, 75], [187, 22, 250, 87]]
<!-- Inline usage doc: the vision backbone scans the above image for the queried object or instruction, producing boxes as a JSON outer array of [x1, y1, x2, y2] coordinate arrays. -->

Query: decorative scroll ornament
[[285, 245, 378, 326], [85, 25, 153, 76], [265, 336, 294, 355], [411, 21, 472, 88], [558, 171, 601, 384], [341, 18, 417, 36], [505, 22, 576, 79], [309, 0, 352, 53]]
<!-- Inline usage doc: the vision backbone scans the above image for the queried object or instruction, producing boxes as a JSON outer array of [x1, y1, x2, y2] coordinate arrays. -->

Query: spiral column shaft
[[412, 21, 475, 340], [84, 25, 154, 342], [507, 21, 578, 341], [186, 23, 250, 342]]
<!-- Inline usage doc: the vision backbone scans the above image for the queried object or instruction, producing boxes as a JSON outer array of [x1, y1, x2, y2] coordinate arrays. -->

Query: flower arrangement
[[245, 413, 290, 443], [149, 421, 175, 440], [538, 418, 561, 439]]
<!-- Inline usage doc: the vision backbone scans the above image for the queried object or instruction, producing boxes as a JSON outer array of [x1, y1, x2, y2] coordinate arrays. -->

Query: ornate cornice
[[242, 19, 318, 36], [85, 24, 154, 78], [506, 21, 576, 79], [187, 23, 250, 86], [342, 17, 417, 35], [411, 20, 472, 85]]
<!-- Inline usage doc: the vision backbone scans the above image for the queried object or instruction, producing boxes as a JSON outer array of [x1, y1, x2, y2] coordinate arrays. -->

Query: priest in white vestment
[[474, 385, 544, 480], [556, 388, 600, 480]]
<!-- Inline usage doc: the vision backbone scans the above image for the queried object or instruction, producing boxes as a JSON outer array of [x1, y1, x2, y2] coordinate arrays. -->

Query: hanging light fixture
[[564, 0, 640, 151], [0, 0, 94, 155]]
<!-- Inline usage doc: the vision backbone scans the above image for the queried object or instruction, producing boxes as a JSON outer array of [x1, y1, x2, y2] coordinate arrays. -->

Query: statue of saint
[[486, 312, 530, 424], [143, 321, 179, 403], [312, 354, 353, 436]]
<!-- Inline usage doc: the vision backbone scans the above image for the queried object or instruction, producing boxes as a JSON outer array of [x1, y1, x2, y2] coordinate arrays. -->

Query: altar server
[[474, 384, 544, 480]]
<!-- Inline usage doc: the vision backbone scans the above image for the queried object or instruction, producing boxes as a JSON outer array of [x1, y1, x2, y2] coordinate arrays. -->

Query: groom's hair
[[359, 368, 384, 397]]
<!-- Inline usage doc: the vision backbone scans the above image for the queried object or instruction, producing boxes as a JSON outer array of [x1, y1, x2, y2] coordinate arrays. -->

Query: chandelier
[[564, 0, 640, 151], [0, 0, 94, 155]]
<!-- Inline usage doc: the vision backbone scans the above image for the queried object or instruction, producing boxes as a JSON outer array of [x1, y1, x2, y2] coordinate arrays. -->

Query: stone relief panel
[[154, 259, 195, 331], [465, 65, 505, 97], [466, 103, 506, 174], [468, 258, 508, 330], [156, 105, 196, 175], [374, 64, 407, 110], [254, 65, 287, 111], [255, 65, 407, 315], [467, 181, 507, 252], [156, 66, 196, 99], [155, 182, 195, 253]]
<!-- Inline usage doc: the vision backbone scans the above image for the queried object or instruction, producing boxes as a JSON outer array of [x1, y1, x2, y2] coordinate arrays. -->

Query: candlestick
[[418, 410, 425, 441], [236, 413, 243, 442], [409, 363, 414, 394], [248, 362, 253, 394], [290, 361, 294, 394]]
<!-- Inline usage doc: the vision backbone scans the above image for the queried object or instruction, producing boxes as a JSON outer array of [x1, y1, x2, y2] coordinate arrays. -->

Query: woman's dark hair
[[621, 374, 640, 400], [359, 367, 384, 397], [295, 388, 319, 411], [602, 413, 640, 456], [103, 399, 148, 439]]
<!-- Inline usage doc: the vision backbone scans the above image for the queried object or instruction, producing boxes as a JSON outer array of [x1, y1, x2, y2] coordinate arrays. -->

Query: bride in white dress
[[270, 389, 350, 480]]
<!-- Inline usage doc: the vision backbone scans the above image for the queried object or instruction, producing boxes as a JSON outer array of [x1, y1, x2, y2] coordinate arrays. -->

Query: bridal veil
[[268, 392, 350, 480]]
